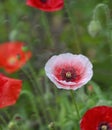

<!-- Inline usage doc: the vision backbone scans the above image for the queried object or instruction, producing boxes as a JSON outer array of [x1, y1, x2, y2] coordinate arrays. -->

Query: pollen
[[66, 72, 72, 78], [100, 125, 108, 130], [60, 67, 78, 82], [8, 54, 20, 65], [8, 57, 17, 65], [101, 125, 107, 130]]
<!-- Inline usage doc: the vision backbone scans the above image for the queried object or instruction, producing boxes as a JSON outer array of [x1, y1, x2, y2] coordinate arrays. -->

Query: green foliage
[[0, 0, 112, 130]]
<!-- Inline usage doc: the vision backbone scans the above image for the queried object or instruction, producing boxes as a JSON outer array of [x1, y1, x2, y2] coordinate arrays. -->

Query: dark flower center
[[61, 68, 77, 82], [40, 0, 47, 3], [99, 123, 111, 130]]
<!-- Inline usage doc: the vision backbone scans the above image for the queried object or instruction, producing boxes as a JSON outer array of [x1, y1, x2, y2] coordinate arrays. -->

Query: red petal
[[0, 41, 32, 73], [80, 106, 112, 130], [0, 74, 22, 108], [26, 0, 64, 12]]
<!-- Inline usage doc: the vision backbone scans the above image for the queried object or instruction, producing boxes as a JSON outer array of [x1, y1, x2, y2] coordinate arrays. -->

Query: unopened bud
[[8, 121, 17, 130], [87, 85, 94, 94], [88, 20, 102, 37], [48, 122, 55, 130]]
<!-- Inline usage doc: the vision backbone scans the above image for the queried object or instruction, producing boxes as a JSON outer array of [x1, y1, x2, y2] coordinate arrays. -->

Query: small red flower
[[0, 41, 32, 73], [45, 53, 93, 90], [80, 106, 112, 130], [26, 0, 64, 12], [0, 74, 22, 108]]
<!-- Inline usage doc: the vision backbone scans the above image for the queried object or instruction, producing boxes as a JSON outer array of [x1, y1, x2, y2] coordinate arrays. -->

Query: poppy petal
[[26, 0, 64, 12], [80, 106, 112, 130], [0, 74, 22, 108], [0, 41, 32, 73], [45, 53, 93, 90]]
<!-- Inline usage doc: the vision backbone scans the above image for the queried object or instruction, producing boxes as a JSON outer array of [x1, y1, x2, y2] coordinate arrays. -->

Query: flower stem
[[92, 3, 112, 62], [70, 90, 80, 120], [22, 63, 56, 126], [64, 0, 81, 53], [40, 12, 54, 48]]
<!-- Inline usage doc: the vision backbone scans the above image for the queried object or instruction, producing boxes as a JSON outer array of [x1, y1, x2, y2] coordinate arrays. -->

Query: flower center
[[8, 57, 17, 64], [40, 0, 47, 3], [100, 125, 108, 130], [8, 54, 21, 65], [99, 123, 110, 130], [66, 72, 72, 78], [61, 68, 77, 82]]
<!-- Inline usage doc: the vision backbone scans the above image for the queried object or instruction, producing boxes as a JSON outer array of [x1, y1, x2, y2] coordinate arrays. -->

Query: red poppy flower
[[26, 0, 64, 12], [80, 106, 112, 130], [45, 53, 93, 90], [0, 74, 22, 108], [0, 41, 32, 73]]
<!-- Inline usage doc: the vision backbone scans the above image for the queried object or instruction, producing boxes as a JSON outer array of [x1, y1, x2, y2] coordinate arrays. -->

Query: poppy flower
[[80, 106, 112, 130], [0, 41, 32, 73], [0, 74, 22, 108], [26, 0, 64, 12], [45, 53, 93, 90]]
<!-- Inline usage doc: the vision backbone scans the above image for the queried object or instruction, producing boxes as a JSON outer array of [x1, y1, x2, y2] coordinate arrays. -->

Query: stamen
[[99, 124, 110, 130], [8, 57, 17, 64], [66, 72, 72, 78], [60, 68, 77, 82], [8, 54, 21, 65], [101, 125, 108, 130]]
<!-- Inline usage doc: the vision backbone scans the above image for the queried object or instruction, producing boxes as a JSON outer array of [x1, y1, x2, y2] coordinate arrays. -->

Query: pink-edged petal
[[45, 53, 93, 90]]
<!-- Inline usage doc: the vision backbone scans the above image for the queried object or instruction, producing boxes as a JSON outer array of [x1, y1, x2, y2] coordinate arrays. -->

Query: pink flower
[[45, 53, 93, 90]]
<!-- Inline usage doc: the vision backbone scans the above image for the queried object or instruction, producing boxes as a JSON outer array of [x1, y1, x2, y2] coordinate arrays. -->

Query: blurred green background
[[0, 0, 112, 130]]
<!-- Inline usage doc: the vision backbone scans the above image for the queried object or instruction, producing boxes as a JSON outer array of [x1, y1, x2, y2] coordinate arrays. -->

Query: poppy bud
[[8, 121, 17, 130], [48, 122, 55, 130], [87, 85, 94, 94], [88, 20, 102, 37]]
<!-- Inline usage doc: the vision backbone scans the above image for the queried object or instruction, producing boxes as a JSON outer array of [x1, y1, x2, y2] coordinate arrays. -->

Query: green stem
[[0, 115, 7, 125], [21, 67, 38, 94], [92, 3, 112, 61], [27, 62, 58, 122], [22, 65, 47, 120], [20, 91, 48, 125], [70, 90, 80, 120], [64, 1, 81, 53], [27, 61, 44, 95], [40, 12, 54, 47], [93, 3, 109, 20], [22, 64, 56, 126]]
